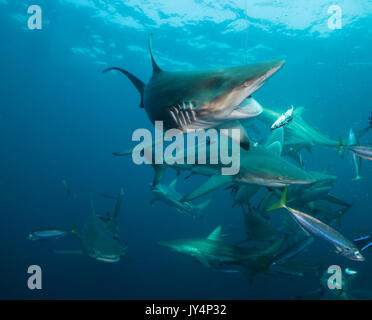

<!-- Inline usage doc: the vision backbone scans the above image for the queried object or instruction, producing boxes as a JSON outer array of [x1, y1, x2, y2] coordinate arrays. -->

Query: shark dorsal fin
[[169, 178, 177, 189], [207, 226, 223, 241], [148, 34, 162, 75], [266, 141, 282, 156]]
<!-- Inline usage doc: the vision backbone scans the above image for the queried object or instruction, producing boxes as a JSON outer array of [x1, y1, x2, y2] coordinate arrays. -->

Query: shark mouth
[[168, 97, 263, 132], [93, 254, 121, 263], [228, 97, 263, 120]]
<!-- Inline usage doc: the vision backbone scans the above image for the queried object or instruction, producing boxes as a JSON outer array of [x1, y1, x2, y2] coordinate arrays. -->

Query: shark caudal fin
[[102, 67, 145, 109], [148, 33, 162, 75], [267, 187, 288, 212]]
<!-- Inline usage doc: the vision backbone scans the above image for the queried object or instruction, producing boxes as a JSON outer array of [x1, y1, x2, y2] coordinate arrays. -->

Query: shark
[[150, 178, 212, 218], [55, 194, 126, 263], [271, 175, 351, 213], [103, 35, 285, 150], [159, 225, 287, 275], [258, 106, 339, 163], [180, 141, 323, 202]]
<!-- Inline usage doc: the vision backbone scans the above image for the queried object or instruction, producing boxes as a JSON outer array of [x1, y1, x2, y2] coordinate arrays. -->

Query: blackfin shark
[[103, 35, 285, 150], [259, 106, 338, 163], [55, 194, 126, 263], [159, 226, 287, 275], [150, 178, 212, 218], [181, 141, 318, 202], [271, 175, 350, 210]]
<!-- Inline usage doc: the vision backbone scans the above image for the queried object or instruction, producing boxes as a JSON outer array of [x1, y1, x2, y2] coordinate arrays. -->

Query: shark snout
[[241, 60, 285, 96]]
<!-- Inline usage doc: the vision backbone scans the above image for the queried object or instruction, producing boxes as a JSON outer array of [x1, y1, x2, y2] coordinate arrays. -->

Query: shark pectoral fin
[[54, 250, 83, 255], [149, 198, 158, 206], [102, 67, 145, 108], [195, 252, 211, 268], [182, 175, 232, 202], [218, 120, 250, 150]]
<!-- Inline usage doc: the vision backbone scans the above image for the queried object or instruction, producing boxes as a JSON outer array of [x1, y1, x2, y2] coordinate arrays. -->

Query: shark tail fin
[[267, 187, 288, 212], [70, 224, 81, 239], [102, 67, 145, 108], [148, 34, 162, 75]]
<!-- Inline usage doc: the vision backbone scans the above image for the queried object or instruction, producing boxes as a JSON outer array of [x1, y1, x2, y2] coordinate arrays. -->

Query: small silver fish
[[345, 268, 357, 276], [28, 226, 78, 241], [268, 187, 365, 262], [271, 105, 293, 131], [338, 138, 372, 161]]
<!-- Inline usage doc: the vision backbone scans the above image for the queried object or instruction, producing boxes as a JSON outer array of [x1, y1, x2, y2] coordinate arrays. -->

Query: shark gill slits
[[168, 102, 198, 130]]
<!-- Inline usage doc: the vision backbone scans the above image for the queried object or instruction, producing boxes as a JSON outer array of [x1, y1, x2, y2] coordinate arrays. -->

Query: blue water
[[1, 0, 372, 299]]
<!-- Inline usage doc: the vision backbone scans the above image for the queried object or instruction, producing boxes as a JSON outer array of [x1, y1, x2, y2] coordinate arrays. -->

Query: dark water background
[[1, 0, 371, 299]]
